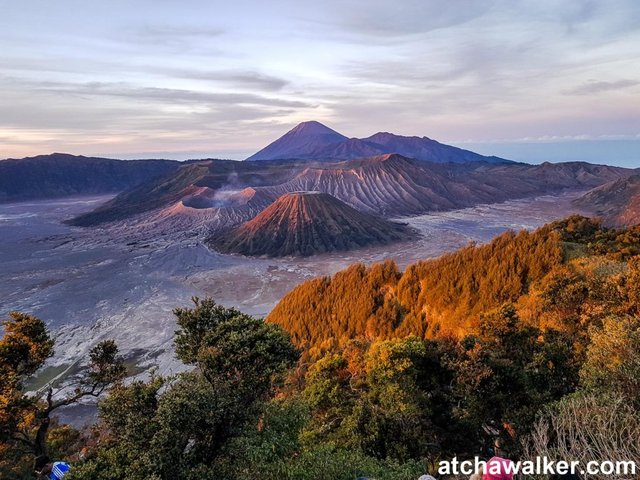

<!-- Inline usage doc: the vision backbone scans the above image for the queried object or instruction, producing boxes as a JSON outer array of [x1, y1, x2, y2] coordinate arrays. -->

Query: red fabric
[[483, 456, 515, 480]]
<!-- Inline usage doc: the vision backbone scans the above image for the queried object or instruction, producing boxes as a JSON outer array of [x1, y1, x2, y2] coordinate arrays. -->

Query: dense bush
[[267, 227, 564, 352]]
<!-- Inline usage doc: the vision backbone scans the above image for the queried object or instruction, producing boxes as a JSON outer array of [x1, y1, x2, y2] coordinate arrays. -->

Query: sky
[[0, 0, 639, 166]]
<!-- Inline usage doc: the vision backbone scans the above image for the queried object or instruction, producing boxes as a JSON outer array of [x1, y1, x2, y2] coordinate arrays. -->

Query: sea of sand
[[0, 192, 589, 422]]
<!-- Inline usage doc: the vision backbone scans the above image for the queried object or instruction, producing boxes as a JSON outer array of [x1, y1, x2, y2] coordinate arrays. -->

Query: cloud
[[155, 68, 289, 91], [307, 0, 496, 41], [567, 79, 639, 95], [116, 24, 228, 55], [1, 57, 289, 92], [0, 75, 306, 136], [25, 80, 311, 109], [454, 133, 640, 144], [131, 24, 225, 42], [1, 0, 639, 162]]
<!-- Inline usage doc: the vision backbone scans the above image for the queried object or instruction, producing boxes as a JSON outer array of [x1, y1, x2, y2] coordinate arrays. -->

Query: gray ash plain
[[1, 193, 588, 392]]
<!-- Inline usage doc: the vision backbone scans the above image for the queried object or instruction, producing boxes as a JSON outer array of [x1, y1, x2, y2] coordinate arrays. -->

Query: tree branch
[[11, 432, 35, 448], [46, 381, 108, 413]]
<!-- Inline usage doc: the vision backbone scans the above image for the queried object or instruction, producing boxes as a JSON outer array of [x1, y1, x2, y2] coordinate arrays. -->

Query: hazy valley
[[2, 122, 636, 388], [1, 189, 590, 386]]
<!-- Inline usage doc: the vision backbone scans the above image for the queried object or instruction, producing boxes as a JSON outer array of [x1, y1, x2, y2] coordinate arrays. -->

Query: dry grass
[[523, 394, 640, 480]]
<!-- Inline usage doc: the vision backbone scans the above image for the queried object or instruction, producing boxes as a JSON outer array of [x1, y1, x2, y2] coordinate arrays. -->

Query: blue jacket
[[50, 462, 70, 479]]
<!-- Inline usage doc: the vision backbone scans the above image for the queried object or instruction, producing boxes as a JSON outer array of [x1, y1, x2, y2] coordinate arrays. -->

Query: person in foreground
[[483, 455, 515, 480], [34, 455, 71, 480]]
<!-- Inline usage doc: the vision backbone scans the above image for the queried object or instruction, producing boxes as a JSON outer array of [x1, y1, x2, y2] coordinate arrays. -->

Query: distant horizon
[[2, 123, 638, 167], [90, 137, 640, 168]]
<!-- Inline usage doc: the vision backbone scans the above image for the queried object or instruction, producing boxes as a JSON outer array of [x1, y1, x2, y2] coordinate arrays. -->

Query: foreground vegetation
[[1, 216, 639, 479]]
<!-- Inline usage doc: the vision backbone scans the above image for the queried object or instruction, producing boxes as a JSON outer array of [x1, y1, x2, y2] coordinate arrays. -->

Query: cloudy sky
[[1, 0, 639, 165]]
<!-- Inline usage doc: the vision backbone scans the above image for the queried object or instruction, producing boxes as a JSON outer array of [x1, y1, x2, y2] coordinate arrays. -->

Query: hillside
[[246, 121, 511, 163], [266, 226, 564, 348], [260, 156, 631, 216], [266, 215, 640, 352], [362, 131, 505, 163], [68, 162, 213, 226], [0, 153, 180, 202], [5, 216, 640, 479], [574, 175, 640, 226], [209, 192, 411, 257]]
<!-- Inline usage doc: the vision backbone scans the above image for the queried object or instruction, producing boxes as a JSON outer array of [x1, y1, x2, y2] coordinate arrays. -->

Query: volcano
[[246, 121, 511, 163], [209, 191, 412, 257], [245, 121, 348, 161]]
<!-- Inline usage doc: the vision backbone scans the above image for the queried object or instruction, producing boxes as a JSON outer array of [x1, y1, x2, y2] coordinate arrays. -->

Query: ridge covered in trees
[[267, 216, 640, 355]]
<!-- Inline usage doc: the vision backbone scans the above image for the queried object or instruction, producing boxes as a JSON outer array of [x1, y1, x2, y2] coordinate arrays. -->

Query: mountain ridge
[[69, 155, 635, 234], [246, 121, 512, 163], [574, 174, 640, 226], [0, 153, 181, 202]]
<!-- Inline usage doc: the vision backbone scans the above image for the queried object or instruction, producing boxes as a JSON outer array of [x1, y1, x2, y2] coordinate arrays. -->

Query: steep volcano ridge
[[69, 155, 636, 235], [246, 121, 348, 161], [574, 175, 640, 226], [69, 159, 296, 227], [210, 191, 412, 257], [257, 155, 633, 216]]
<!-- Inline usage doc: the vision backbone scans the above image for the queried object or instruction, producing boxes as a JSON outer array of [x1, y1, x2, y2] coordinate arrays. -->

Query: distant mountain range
[[210, 191, 411, 257], [69, 154, 634, 233], [3, 122, 639, 257], [0, 121, 508, 204], [574, 175, 640, 226], [0, 153, 180, 202], [246, 121, 511, 163]]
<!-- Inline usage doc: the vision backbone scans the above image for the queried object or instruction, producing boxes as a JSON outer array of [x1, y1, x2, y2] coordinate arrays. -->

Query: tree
[[580, 315, 640, 403], [0, 312, 125, 476], [69, 376, 164, 480], [73, 298, 299, 479], [300, 337, 465, 463], [174, 298, 299, 409], [627, 256, 640, 315], [173, 297, 252, 364], [267, 227, 564, 350], [449, 305, 579, 454]]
